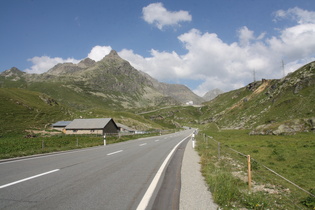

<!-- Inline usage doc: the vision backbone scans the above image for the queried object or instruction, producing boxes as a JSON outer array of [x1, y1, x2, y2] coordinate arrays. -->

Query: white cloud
[[142, 2, 192, 30], [23, 7, 315, 97], [25, 56, 80, 74], [274, 7, 315, 24], [24, 45, 112, 74], [120, 8, 315, 96], [87, 45, 112, 61]]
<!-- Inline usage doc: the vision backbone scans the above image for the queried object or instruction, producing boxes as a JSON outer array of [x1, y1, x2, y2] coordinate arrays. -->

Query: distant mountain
[[0, 67, 26, 80], [203, 88, 223, 101], [45, 58, 95, 76], [0, 50, 204, 109]]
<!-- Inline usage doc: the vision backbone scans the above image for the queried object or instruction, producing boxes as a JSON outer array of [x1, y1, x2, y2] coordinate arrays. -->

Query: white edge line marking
[[155, 140, 159, 142], [136, 136, 189, 210], [107, 150, 123, 156], [139, 143, 147, 146], [0, 169, 60, 189]]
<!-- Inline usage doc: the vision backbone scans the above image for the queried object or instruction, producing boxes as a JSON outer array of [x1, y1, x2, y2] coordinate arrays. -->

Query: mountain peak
[[0, 67, 25, 81], [103, 50, 121, 60], [109, 50, 118, 56], [98, 49, 126, 65], [1, 67, 24, 76], [203, 88, 224, 101], [78, 58, 95, 68]]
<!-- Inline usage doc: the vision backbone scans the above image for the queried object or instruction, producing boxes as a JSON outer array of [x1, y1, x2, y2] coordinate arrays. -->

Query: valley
[[0, 52, 314, 209]]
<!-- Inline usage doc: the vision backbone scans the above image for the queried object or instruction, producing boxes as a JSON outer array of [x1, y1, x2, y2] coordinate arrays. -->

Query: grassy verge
[[0, 132, 159, 160], [196, 123, 315, 209]]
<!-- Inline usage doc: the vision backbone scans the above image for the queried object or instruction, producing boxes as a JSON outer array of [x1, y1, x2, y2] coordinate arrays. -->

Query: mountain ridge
[[200, 61, 315, 133], [0, 50, 204, 108]]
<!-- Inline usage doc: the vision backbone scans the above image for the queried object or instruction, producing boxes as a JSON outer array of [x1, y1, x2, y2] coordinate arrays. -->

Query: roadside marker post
[[192, 132, 195, 148], [103, 134, 106, 146], [248, 155, 252, 190]]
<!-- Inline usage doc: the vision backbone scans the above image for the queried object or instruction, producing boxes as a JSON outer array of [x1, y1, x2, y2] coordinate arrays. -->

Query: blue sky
[[1, 0, 315, 96]]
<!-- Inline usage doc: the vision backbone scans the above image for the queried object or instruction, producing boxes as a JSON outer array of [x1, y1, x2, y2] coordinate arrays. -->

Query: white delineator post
[[103, 134, 106, 146], [192, 132, 195, 148]]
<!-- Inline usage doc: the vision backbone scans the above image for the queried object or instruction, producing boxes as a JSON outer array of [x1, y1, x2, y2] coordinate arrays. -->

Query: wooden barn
[[65, 118, 119, 135]]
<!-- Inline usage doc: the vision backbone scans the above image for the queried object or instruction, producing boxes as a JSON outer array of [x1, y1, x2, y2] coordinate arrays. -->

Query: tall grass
[[196, 125, 315, 209], [0, 132, 158, 159]]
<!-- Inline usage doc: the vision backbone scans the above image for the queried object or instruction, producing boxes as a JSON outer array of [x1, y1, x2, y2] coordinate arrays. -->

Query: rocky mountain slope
[[141, 61, 315, 134], [199, 61, 315, 134], [0, 50, 204, 109]]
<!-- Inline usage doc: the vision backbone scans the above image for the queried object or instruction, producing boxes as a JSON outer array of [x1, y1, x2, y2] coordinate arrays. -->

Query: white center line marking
[[107, 150, 123, 156], [0, 169, 60, 189], [139, 143, 147, 146]]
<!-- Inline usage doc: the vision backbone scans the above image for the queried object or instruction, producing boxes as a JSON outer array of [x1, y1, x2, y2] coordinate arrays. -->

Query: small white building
[[186, 101, 194, 105]]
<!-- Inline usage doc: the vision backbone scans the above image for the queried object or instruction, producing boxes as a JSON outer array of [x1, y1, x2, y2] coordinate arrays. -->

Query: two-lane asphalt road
[[0, 129, 193, 209]]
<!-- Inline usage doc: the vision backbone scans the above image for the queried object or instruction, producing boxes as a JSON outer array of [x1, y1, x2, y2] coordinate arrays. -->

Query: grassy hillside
[[0, 88, 71, 135], [199, 62, 315, 131], [139, 105, 204, 128], [142, 61, 315, 134], [0, 87, 171, 136]]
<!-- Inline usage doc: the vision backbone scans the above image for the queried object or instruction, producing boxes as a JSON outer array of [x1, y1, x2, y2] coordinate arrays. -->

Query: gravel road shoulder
[[180, 138, 218, 210]]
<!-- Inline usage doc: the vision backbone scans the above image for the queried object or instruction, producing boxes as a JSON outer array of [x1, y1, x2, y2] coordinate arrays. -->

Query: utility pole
[[253, 69, 256, 82]]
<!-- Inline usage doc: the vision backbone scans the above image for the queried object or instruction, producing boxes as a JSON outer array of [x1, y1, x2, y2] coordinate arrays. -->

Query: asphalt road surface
[[0, 129, 193, 209]]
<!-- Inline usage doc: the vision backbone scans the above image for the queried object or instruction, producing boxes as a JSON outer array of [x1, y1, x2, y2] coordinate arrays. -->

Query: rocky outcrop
[[249, 118, 315, 135]]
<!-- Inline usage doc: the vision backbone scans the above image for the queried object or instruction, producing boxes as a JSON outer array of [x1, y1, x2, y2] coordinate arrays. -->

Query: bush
[[301, 189, 315, 208]]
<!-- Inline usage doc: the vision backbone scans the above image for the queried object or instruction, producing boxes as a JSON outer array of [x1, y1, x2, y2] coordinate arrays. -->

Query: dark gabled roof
[[65, 118, 116, 130], [52, 121, 72, 127]]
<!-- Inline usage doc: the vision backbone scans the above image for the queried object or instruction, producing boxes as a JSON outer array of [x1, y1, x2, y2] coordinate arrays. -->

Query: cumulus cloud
[[121, 7, 315, 96], [25, 56, 80, 74], [142, 2, 192, 30], [24, 45, 112, 74], [87, 45, 112, 61], [23, 7, 315, 97], [274, 7, 315, 24]]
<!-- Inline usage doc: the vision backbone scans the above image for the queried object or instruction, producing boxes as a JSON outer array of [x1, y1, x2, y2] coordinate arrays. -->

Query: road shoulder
[[180, 139, 218, 210]]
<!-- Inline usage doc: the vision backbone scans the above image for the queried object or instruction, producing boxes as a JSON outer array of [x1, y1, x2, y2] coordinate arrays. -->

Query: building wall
[[105, 120, 119, 134], [52, 127, 65, 131], [65, 129, 104, 135]]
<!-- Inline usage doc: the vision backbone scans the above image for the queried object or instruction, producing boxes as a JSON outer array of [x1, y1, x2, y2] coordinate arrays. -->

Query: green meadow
[[196, 124, 315, 209], [0, 133, 159, 160]]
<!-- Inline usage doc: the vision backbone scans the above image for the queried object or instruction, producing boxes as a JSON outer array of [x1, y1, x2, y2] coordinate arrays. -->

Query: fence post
[[247, 155, 252, 190], [206, 136, 208, 148], [42, 140, 45, 149], [218, 142, 220, 159]]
